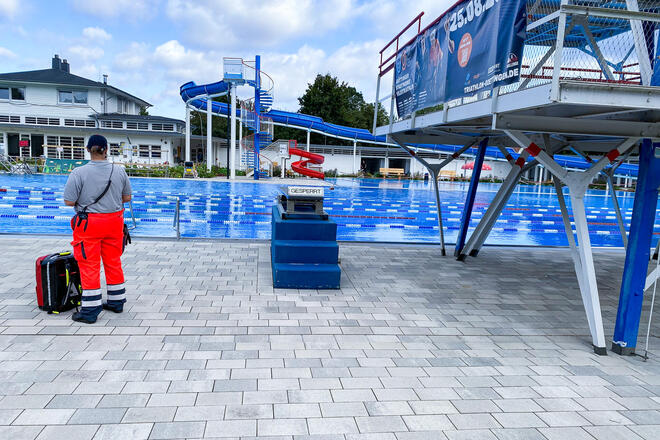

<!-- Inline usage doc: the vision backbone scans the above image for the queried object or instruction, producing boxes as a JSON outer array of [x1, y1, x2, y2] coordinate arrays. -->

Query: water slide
[[180, 80, 640, 178], [289, 147, 325, 179]]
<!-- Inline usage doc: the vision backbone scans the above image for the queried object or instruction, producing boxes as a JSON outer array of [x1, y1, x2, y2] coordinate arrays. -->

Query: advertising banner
[[43, 159, 89, 174], [395, 0, 528, 117]]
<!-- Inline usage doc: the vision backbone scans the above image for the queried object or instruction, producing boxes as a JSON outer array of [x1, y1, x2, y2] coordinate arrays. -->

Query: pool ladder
[[126, 197, 181, 239], [172, 197, 181, 239], [127, 200, 137, 230]]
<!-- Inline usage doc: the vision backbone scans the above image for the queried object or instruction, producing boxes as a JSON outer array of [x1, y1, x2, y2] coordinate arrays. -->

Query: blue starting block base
[[271, 203, 340, 289]]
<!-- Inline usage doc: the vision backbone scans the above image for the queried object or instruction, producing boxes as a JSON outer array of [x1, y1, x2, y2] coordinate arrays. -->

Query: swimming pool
[[0, 174, 655, 247]]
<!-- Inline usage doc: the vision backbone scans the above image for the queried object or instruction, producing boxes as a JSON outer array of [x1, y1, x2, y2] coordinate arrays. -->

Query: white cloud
[[101, 1, 463, 118], [166, 0, 356, 48], [68, 45, 104, 61], [114, 42, 150, 70], [0, 47, 17, 58], [70, 0, 159, 20], [82, 26, 112, 43], [108, 37, 389, 119], [0, 0, 19, 19]]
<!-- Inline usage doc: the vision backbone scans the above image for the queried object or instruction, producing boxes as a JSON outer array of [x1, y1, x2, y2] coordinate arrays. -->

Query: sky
[[0, 0, 456, 120]]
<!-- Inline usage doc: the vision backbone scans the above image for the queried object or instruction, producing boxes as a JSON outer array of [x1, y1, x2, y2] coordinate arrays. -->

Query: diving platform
[[374, 0, 660, 356]]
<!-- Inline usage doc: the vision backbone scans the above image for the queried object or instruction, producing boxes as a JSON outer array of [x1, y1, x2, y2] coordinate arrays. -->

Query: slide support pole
[[230, 82, 237, 180], [185, 106, 191, 162], [206, 97, 212, 171]]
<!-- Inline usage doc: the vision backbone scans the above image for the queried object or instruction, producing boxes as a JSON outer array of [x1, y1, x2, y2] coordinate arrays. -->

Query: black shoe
[[72, 312, 97, 324], [102, 303, 123, 313]]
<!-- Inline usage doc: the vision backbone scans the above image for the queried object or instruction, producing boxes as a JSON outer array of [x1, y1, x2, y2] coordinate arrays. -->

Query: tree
[[139, 106, 149, 116], [291, 74, 388, 145]]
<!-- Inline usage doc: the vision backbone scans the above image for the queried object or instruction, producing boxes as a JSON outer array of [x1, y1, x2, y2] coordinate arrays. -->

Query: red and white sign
[[19, 140, 30, 147]]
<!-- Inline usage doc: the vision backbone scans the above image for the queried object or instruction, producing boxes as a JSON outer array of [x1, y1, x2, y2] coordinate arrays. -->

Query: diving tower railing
[[375, 0, 660, 356]]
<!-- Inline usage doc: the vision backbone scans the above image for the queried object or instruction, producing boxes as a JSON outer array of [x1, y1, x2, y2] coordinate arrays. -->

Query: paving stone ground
[[0, 236, 659, 440]]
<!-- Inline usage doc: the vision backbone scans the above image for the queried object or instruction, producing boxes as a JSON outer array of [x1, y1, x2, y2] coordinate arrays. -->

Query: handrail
[[127, 199, 137, 230], [379, 12, 424, 76], [242, 60, 275, 94], [172, 197, 181, 239]]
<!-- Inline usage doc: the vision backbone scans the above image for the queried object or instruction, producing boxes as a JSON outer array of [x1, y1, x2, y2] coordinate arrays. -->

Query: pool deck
[[0, 236, 659, 440]]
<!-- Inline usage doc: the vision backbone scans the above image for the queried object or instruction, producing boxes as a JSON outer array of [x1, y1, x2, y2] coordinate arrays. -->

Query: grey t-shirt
[[63, 161, 132, 213]]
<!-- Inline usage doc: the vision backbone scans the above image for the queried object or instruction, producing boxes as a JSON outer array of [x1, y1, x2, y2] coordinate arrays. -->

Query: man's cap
[[86, 134, 108, 150]]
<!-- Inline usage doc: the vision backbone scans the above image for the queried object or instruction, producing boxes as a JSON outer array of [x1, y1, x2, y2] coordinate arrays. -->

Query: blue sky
[[0, 0, 454, 119]]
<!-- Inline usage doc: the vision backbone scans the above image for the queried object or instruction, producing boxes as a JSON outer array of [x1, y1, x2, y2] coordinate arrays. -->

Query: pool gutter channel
[[0, 232, 627, 251]]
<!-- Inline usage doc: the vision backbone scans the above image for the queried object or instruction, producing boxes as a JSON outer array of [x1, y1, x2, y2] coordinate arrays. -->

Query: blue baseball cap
[[86, 134, 108, 150]]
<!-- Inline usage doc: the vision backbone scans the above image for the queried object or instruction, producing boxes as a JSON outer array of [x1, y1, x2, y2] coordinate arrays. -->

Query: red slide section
[[290, 147, 325, 179]]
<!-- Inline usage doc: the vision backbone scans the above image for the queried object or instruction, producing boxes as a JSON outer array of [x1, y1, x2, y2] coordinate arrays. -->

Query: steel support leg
[[455, 138, 488, 258], [554, 178, 589, 330], [432, 169, 447, 256], [571, 192, 607, 353], [612, 140, 660, 355], [504, 131, 638, 354], [461, 161, 524, 259], [464, 145, 566, 258], [607, 174, 628, 249], [391, 134, 482, 256]]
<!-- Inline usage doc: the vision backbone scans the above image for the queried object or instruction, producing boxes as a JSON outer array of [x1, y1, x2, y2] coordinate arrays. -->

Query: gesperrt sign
[[286, 186, 324, 199]]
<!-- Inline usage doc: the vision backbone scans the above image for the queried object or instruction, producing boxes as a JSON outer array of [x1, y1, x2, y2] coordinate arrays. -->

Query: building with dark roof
[[0, 55, 226, 165]]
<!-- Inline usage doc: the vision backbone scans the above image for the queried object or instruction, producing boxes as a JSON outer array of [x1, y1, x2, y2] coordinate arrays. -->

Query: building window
[[59, 90, 88, 104], [0, 87, 25, 101], [101, 120, 123, 129], [126, 122, 147, 130], [139, 145, 150, 158], [151, 145, 162, 158], [59, 91, 72, 103], [110, 143, 121, 156], [118, 98, 130, 114], [73, 91, 87, 104], [64, 119, 95, 127], [45, 136, 85, 159], [11, 87, 25, 101]]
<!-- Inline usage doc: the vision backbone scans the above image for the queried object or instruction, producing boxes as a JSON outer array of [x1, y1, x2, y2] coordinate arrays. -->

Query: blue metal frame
[[612, 140, 660, 355], [455, 137, 488, 258], [254, 55, 261, 181]]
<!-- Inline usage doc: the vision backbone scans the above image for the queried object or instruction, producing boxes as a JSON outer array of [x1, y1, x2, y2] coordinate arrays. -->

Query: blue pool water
[[0, 174, 656, 247]]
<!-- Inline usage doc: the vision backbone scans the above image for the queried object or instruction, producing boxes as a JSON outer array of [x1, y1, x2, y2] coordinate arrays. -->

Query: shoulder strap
[[81, 164, 114, 212]]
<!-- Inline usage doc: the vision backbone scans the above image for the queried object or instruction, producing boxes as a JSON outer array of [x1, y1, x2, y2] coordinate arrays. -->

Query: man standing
[[63, 135, 132, 323]]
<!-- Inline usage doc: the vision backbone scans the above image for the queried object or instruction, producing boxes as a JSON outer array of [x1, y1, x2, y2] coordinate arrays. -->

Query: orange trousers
[[71, 210, 126, 317]]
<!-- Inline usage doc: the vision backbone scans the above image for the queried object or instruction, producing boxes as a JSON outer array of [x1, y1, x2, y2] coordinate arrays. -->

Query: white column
[[0, 132, 6, 156], [230, 83, 237, 180], [168, 142, 174, 165], [206, 97, 212, 171], [352, 141, 357, 174], [306, 130, 310, 152], [238, 112, 243, 171], [185, 106, 191, 162]]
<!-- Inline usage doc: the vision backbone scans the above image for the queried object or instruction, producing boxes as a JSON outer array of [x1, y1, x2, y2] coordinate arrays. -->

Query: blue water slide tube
[[180, 80, 639, 178]]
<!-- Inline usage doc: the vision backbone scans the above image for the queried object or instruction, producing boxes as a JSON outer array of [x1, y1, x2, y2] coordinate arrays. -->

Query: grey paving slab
[[0, 238, 659, 440]]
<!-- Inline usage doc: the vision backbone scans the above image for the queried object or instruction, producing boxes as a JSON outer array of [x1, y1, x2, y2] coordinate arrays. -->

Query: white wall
[[0, 84, 103, 119], [259, 148, 513, 179]]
